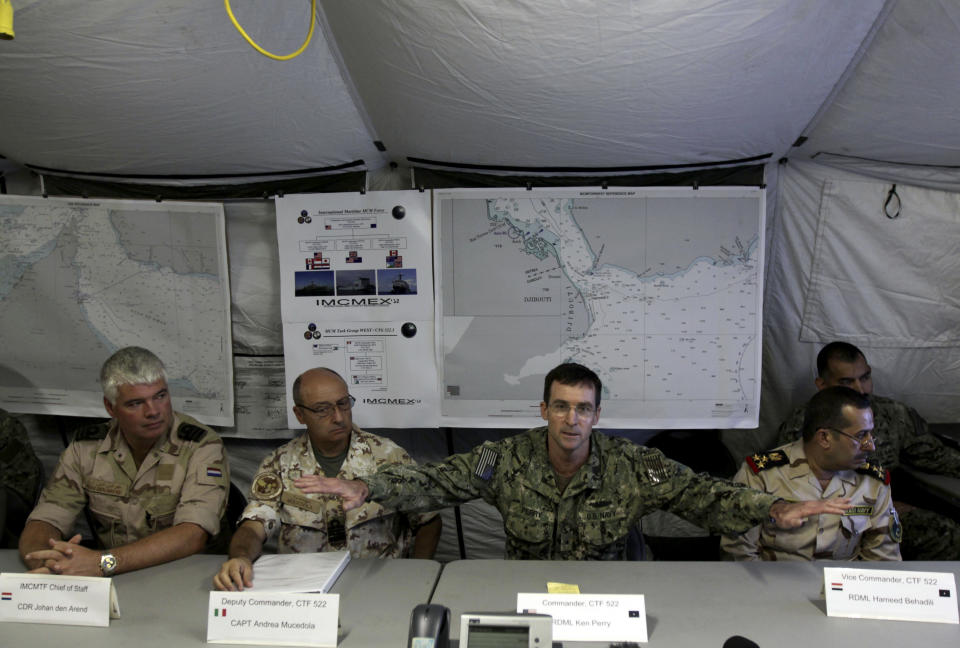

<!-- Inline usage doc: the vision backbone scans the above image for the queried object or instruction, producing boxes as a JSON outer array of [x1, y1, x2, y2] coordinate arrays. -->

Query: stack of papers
[[247, 551, 350, 593]]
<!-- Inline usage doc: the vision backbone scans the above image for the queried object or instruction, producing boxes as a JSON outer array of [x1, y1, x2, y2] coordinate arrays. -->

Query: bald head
[[292, 367, 345, 405], [291, 367, 354, 455]]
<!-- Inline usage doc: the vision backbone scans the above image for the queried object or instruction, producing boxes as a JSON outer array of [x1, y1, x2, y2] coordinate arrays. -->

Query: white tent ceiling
[[1, 0, 956, 181]]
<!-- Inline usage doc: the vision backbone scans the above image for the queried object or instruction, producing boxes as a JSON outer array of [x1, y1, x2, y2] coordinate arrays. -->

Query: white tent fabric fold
[[760, 161, 960, 439], [1, 1, 959, 431], [799, 178, 960, 349], [0, 0, 381, 176], [0, 0, 894, 175]]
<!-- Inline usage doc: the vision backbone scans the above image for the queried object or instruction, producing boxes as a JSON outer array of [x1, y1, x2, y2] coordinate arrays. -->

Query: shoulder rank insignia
[[746, 449, 789, 474], [474, 446, 499, 481], [252, 471, 283, 500], [177, 423, 206, 442], [641, 452, 670, 484], [73, 422, 109, 442], [855, 461, 890, 484]]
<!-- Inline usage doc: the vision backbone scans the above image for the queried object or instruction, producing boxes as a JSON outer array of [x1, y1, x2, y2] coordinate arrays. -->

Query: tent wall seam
[[791, 0, 899, 150]]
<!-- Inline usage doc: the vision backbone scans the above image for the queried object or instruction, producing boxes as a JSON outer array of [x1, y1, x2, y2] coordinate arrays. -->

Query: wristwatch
[[99, 553, 118, 577]]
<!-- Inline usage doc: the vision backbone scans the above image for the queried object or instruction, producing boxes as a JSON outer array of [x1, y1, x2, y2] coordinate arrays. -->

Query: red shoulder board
[[745, 450, 789, 474], [856, 462, 890, 484]]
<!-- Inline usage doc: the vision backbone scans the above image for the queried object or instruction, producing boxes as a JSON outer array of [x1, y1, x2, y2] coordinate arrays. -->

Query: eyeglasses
[[546, 400, 596, 419], [824, 427, 874, 447], [296, 395, 356, 418]]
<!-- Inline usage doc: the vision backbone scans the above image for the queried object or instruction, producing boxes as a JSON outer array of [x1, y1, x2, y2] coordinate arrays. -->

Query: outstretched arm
[[293, 476, 370, 511], [719, 463, 763, 560], [769, 498, 851, 529]]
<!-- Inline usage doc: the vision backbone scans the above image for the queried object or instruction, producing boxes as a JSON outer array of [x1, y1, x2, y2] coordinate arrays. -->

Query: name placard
[[0, 572, 116, 627], [824, 567, 959, 624], [207, 591, 339, 646], [516, 593, 647, 642]]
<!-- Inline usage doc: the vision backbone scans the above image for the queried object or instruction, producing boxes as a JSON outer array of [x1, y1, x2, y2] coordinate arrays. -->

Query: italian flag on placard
[[214, 608, 227, 617]]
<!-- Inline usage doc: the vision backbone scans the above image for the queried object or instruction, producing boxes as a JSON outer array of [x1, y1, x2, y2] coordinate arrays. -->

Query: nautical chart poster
[[0, 195, 234, 425], [435, 186, 765, 429], [275, 191, 438, 428]]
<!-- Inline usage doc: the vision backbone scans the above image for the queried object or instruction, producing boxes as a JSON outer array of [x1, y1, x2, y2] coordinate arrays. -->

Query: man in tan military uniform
[[292, 363, 853, 561], [213, 367, 440, 591], [19, 347, 228, 577], [723, 386, 901, 561], [775, 341, 960, 560]]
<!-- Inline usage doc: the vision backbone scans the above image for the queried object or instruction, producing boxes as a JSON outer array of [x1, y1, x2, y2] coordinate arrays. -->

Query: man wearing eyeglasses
[[294, 362, 851, 560], [722, 387, 901, 561], [775, 341, 960, 560], [213, 367, 441, 591]]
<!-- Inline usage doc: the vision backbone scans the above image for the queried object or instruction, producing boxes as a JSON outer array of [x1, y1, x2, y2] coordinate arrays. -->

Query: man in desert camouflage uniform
[[776, 342, 960, 560], [297, 363, 851, 560], [723, 387, 901, 561], [19, 347, 228, 576], [0, 409, 43, 547], [213, 367, 440, 591]]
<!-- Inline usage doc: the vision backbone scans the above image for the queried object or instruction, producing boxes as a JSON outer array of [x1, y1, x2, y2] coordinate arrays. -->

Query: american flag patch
[[474, 446, 499, 481], [641, 453, 669, 484], [207, 467, 223, 478]]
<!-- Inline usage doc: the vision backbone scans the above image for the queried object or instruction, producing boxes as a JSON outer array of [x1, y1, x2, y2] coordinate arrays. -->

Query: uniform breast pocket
[[841, 514, 869, 538], [578, 508, 631, 556], [87, 493, 123, 546], [145, 496, 179, 531], [503, 508, 554, 557], [836, 514, 870, 559]]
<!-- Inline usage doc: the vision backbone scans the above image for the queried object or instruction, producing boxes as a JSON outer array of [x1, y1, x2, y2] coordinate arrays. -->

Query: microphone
[[722, 636, 759, 648]]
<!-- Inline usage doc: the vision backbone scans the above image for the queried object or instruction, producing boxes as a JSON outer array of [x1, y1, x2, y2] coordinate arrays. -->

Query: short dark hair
[[543, 363, 602, 407], [801, 386, 871, 442], [292, 367, 344, 405], [816, 341, 865, 378]]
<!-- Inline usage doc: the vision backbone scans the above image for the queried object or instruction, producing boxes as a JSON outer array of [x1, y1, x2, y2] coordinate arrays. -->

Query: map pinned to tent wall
[[0, 195, 234, 425], [435, 187, 764, 429]]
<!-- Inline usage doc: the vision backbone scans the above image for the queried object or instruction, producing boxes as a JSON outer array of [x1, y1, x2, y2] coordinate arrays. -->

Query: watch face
[[101, 554, 118, 575]]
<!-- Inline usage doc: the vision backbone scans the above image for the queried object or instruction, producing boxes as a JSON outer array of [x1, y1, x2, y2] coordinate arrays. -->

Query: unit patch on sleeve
[[252, 471, 283, 500]]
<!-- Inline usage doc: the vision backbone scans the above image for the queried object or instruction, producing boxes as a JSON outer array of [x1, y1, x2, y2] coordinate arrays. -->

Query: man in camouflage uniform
[[296, 363, 850, 560], [775, 342, 960, 560], [723, 387, 901, 561], [19, 347, 228, 576], [0, 409, 43, 547], [213, 367, 440, 591]]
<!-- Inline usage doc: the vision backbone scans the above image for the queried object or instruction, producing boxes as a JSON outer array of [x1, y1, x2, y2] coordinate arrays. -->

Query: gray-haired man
[[20, 346, 228, 576]]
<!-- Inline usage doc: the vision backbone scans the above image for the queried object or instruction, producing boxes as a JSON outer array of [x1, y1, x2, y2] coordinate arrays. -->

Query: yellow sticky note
[[546, 582, 580, 594]]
